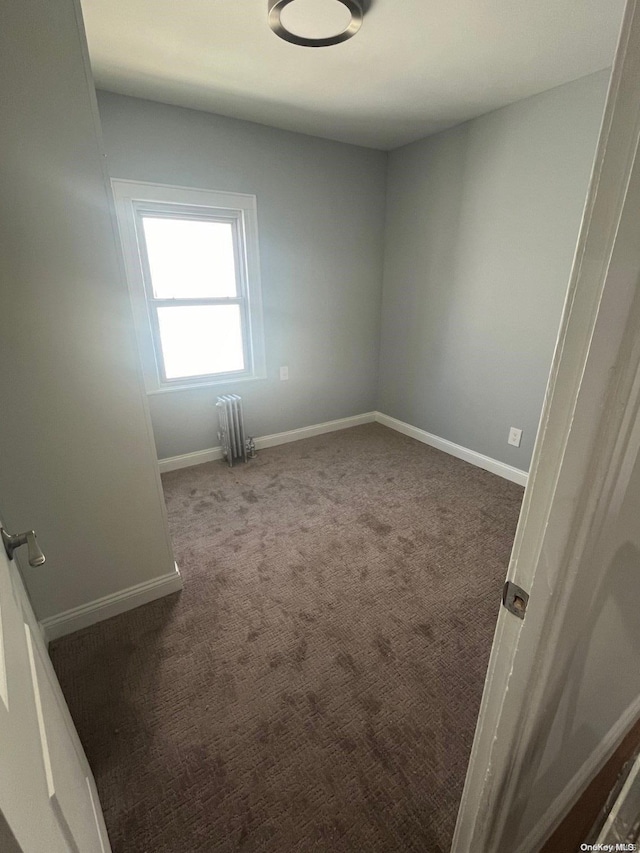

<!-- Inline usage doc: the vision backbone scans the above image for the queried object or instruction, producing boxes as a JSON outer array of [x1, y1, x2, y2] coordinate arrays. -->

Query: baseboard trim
[[254, 412, 376, 450], [515, 693, 640, 853], [40, 565, 184, 642], [158, 446, 223, 473], [375, 412, 529, 486], [158, 411, 528, 486], [158, 412, 377, 473]]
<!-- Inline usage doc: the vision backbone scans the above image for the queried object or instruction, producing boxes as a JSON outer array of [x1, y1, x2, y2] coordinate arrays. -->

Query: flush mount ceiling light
[[268, 0, 363, 48]]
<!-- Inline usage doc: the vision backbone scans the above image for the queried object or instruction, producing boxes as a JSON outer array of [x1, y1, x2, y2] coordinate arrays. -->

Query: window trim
[[111, 180, 266, 394]]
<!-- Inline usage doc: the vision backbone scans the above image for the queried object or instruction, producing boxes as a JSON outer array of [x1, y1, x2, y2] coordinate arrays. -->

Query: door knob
[[1, 527, 46, 567]]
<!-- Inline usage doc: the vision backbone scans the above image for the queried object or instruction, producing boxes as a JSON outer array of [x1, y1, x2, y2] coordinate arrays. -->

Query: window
[[112, 181, 265, 392]]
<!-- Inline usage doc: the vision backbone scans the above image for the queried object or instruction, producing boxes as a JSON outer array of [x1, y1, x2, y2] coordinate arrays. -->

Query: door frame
[[452, 0, 640, 848]]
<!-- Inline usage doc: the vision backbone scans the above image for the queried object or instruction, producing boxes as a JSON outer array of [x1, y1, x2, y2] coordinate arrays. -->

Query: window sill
[[146, 371, 267, 395]]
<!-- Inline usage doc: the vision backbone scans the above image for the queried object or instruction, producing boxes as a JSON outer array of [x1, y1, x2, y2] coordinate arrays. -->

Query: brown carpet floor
[[50, 423, 523, 853]]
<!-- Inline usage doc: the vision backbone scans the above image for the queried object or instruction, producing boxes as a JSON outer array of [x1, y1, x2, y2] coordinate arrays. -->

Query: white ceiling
[[81, 0, 625, 150]]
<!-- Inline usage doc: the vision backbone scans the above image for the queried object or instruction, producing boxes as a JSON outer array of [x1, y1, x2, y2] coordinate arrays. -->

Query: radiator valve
[[246, 436, 257, 459]]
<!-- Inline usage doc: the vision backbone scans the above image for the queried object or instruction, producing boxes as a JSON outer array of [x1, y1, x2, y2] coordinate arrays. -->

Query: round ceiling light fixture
[[268, 0, 363, 48]]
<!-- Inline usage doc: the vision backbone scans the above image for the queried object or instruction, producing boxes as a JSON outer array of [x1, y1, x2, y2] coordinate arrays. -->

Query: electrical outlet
[[508, 427, 523, 448], [279, 366, 289, 381]]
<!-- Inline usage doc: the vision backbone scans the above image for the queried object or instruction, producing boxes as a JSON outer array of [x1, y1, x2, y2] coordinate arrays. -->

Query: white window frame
[[111, 179, 266, 394]]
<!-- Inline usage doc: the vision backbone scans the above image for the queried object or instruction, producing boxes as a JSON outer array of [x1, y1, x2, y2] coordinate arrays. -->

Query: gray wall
[[378, 70, 610, 471], [96, 92, 388, 460], [0, 0, 176, 618]]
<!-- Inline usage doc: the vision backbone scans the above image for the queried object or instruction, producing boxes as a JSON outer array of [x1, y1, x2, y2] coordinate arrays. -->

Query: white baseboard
[[158, 446, 223, 473], [158, 410, 528, 486], [514, 693, 640, 853], [40, 565, 184, 642], [375, 412, 529, 486], [158, 412, 377, 473], [255, 412, 376, 450]]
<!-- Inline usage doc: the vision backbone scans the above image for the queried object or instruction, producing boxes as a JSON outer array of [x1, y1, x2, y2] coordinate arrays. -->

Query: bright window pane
[[142, 216, 237, 298], [157, 305, 245, 379]]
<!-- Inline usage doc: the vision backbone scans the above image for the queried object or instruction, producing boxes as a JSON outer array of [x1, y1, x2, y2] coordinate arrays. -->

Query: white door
[[453, 0, 640, 850], [0, 522, 111, 852]]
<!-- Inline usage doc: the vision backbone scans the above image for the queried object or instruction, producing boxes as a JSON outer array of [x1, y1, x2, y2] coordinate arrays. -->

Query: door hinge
[[502, 581, 529, 619]]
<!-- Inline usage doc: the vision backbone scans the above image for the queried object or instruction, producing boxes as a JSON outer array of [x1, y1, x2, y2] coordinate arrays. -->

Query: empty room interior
[[1, 0, 634, 851]]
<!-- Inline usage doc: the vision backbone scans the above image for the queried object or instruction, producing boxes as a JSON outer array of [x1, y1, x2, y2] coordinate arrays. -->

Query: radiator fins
[[216, 394, 254, 467]]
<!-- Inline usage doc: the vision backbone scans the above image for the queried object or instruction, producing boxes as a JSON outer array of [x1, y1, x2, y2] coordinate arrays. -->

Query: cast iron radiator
[[216, 394, 254, 467]]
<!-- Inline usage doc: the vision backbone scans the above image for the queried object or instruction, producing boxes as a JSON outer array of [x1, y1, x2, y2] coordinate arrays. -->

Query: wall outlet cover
[[508, 427, 523, 447], [279, 366, 289, 381]]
